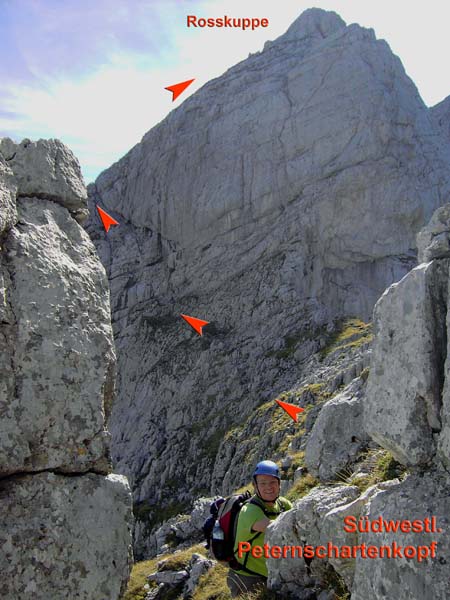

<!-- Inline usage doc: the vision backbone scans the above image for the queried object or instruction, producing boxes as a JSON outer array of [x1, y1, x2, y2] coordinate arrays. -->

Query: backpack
[[202, 497, 226, 549], [203, 491, 283, 573]]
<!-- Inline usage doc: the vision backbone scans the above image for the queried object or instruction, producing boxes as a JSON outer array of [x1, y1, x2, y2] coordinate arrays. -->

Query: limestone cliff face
[[85, 8, 450, 556], [431, 95, 450, 145], [0, 138, 133, 599]]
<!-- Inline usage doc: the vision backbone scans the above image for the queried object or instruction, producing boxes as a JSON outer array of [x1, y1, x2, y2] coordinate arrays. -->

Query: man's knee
[[226, 570, 245, 597], [227, 570, 266, 597]]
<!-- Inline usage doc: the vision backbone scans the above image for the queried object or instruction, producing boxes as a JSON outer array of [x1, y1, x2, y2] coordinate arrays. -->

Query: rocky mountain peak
[[282, 7, 346, 43]]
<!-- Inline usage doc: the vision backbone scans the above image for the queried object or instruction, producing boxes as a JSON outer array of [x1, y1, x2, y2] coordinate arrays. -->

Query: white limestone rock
[[154, 498, 211, 554], [190, 497, 214, 530], [351, 470, 450, 600], [0, 472, 133, 600], [0, 137, 87, 219], [437, 267, 450, 468], [0, 157, 17, 420], [183, 553, 215, 597], [0, 197, 115, 475], [305, 376, 369, 481], [364, 260, 448, 466], [148, 570, 189, 585], [417, 203, 450, 263], [0, 138, 134, 599], [320, 480, 399, 587], [430, 95, 450, 145], [266, 485, 359, 595], [0, 155, 17, 234]]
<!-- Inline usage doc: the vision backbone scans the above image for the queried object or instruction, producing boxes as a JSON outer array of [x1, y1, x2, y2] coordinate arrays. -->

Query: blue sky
[[1, 0, 449, 183]]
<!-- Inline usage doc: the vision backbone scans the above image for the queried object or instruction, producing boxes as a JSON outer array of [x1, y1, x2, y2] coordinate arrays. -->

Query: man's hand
[[251, 517, 271, 532]]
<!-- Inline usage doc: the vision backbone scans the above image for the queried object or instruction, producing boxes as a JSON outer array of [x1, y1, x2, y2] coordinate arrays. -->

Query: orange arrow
[[165, 78, 195, 101], [181, 314, 209, 336], [96, 205, 119, 233], [275, 399, 304, 423]]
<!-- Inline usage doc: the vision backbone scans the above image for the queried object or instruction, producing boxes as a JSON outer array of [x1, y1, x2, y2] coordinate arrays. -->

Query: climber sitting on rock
[[227, 460, 292, 597]]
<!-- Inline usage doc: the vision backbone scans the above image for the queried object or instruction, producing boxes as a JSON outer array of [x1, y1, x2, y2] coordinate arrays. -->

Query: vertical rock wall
[[0, 138, 133, 599]]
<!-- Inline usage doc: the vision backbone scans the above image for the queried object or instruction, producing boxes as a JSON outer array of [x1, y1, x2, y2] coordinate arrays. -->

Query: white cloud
[[0, 53, 176, 182]]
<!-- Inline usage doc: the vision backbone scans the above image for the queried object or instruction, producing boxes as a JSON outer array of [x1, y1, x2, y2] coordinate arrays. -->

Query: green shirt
[[233, 495, 292, 577]]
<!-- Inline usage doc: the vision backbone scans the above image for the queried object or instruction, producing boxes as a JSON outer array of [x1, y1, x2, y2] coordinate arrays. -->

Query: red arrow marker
[[96, 205, 119, 233], [165, 79, 195, 102], [181, 314, 209, 336], [275, 399, 305, 423]]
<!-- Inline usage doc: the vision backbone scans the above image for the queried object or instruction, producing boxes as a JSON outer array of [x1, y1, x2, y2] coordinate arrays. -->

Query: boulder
[[365, 260, 448, 466], [305, 376, 369, 481], [0, 137, 87, 219], [351, 470, 450, 600], [320, 480, 399, 587], [154, 497, 211, 554], [190, 497, 213, 530], [0, 197, 115, 475], [0, 472, 133, 599], [147, 570, 189, 585], [266, 485, 359, 595], [183, 553, 215, 597], [417, 203, 450, 262], [0, 138, 133, 598]]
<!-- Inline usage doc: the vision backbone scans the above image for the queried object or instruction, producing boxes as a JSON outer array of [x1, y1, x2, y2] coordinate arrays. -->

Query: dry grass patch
[[124, 544, 207, 600], [193, 563, 278, 600], [124, 554, 166, 600], [285, 473, 320, 502], [320, 319, 373, 358], [192, 562, 230, 600]]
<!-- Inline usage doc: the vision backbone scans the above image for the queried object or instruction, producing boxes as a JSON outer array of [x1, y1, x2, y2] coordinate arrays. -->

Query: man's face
[[254, 474, 280, 502]]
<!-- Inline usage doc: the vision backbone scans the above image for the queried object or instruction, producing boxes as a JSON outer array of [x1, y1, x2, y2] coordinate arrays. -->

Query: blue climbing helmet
[[253, 460, 280, 481]]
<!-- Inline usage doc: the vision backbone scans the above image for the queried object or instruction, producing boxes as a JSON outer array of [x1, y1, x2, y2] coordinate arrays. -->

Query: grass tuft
[[193, 563, 278, 600], [285, 473, 320, 502], [351, 449, 406, 492], [124, 544, 207, 600], [192, 562, 230, 600], [123, 554, 165, 600], [319, 319, 372, 359]]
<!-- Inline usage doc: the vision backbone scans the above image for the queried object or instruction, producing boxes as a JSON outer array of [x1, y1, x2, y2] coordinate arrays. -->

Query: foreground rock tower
[[85, 8, 450, 556], [0, 138, 133, 598]]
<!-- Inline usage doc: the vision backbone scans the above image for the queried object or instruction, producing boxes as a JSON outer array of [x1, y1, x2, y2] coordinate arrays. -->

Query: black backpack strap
[[231, 561, 267, 579], [249, 497, 280, 518], [230, 496, 288, 579], [231, 531, 267, 578]]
